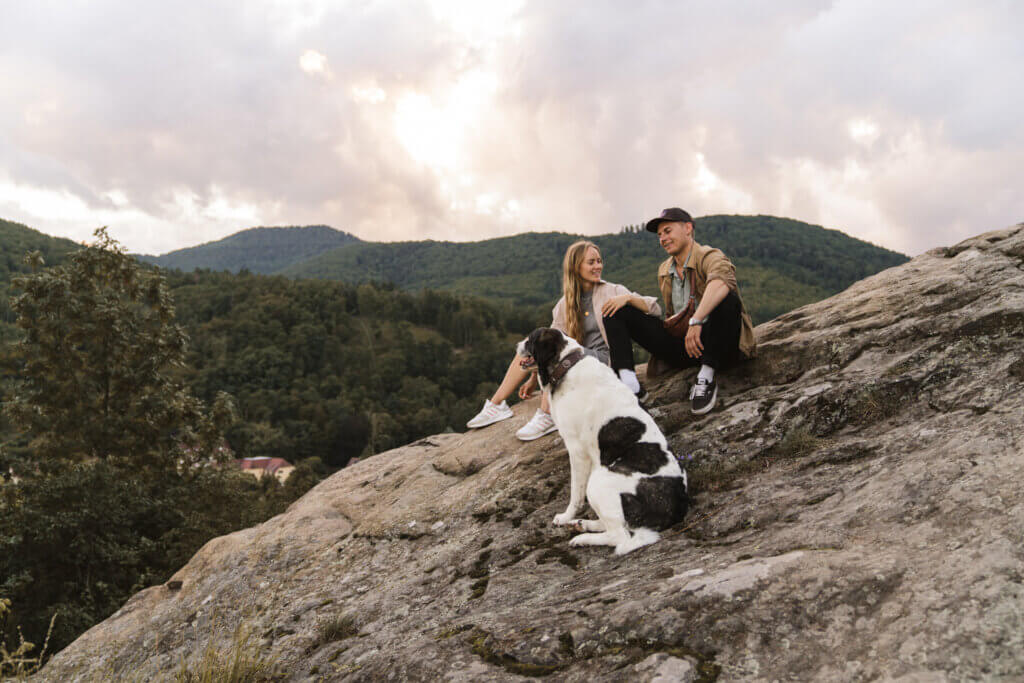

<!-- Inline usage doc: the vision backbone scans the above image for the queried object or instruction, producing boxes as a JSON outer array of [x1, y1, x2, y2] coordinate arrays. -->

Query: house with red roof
[[235, 456, 294, 482]]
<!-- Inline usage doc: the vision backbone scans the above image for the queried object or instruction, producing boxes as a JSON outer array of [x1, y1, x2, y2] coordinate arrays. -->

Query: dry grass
[[773, 426, 827, 459], [0, 598, 55, 680], [174, 622, 280, 683]]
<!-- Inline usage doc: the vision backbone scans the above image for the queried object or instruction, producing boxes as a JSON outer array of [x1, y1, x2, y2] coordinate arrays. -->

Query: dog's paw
[[552, 511, 577, 526]]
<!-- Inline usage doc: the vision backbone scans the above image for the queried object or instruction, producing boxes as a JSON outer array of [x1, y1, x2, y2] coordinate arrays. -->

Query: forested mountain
[[137, 225, 360, 274], [283, 215, 909, 323]]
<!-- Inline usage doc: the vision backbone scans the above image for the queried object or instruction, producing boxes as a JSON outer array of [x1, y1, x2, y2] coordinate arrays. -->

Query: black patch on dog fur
[[598, 417, 669, 476], [525, 327, 567, 389], [621, 476, 689, 531]]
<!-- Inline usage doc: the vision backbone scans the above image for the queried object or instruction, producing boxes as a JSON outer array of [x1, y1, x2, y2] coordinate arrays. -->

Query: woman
[[466, 240, 660, 440]]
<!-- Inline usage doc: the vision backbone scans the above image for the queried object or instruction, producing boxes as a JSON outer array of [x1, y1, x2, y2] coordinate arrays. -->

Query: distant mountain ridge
[[1, 214, 909, 326], [137, 225, 360, 274], [281, 215, 909, 324]]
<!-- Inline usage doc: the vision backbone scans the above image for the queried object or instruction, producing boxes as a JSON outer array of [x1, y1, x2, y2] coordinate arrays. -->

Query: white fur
[[523, 332, 687, 555]]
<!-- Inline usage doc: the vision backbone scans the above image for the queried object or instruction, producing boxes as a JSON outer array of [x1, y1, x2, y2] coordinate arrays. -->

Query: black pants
[[603, 290, 743, 373]]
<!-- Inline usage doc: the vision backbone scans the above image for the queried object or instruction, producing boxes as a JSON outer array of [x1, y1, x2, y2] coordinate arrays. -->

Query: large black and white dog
[[518, 328, 688, 555]]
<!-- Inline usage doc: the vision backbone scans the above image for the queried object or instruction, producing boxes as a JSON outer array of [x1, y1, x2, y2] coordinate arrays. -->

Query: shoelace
[[690, 380, 710, 398]]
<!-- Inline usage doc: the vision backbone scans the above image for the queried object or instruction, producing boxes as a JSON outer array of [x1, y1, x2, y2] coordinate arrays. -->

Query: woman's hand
[[685, 324, 704, 358], [600, 294, 632, 318], [518, 372, 538, 399]]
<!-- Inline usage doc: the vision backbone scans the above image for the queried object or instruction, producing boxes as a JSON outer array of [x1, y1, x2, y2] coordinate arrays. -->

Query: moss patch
[[435, 624, 474, 641], [467, 633, 567, 677], [536, 547, 580, 570]]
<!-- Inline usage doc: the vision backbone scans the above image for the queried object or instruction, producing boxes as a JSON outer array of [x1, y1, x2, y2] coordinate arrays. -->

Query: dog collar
[[547, 349, 586, 390]]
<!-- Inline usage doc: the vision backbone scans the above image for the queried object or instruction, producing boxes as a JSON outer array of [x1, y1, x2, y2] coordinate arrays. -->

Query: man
[[601, 208, 756, 413]]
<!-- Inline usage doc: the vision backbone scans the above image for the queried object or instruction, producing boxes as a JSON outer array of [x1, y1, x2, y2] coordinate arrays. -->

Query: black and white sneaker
[[689, 378, 717, 414], [635, 385, 652, 407]]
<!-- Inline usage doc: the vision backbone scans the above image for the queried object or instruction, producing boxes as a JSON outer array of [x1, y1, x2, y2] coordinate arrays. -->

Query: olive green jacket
[[656, 241, 757, 359]]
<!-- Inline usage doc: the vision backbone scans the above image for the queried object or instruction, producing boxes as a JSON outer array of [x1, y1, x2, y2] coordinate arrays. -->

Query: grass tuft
[[773, 426, 825, 459], [316, 614, 359, 645], [174, 622, 280, 683]]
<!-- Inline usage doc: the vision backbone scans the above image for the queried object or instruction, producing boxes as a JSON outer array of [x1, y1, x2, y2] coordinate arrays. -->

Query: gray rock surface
[[39, 226, 1024, 682]]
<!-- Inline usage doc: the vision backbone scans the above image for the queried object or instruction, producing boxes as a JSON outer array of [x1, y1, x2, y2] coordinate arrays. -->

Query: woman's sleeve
[[612, 283, 661, 317], [551, 298, 567, 333]]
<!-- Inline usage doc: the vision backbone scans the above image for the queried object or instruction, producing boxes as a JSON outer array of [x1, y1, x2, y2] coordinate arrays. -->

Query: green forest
[[166, 270, 533, 465]]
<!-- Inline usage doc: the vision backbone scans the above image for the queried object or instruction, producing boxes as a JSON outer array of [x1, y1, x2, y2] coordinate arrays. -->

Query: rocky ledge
[[40, 225, 1024, 682]]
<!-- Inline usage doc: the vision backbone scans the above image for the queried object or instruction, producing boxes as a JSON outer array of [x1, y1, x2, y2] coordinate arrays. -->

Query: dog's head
[[517, 327, 571, 388]]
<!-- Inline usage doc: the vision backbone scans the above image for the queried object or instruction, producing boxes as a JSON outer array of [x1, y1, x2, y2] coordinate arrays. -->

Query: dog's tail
[[614, 528, 660, 555]]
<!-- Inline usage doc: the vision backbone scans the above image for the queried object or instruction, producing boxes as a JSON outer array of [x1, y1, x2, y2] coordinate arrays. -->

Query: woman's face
[[577, 247, 603, 286]]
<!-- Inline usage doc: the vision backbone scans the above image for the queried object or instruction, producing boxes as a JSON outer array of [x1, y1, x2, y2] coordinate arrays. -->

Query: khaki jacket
[[551, 281, 661, 350], [657, 242, 757, 358]]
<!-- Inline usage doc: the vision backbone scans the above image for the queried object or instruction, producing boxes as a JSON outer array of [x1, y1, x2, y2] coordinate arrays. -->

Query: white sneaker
[[466, 399, 514, 429], [515, 409, 557, 441]]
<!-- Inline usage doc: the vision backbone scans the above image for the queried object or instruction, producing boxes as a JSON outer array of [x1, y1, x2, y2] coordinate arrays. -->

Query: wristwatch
[[688, 316, 709, 326]]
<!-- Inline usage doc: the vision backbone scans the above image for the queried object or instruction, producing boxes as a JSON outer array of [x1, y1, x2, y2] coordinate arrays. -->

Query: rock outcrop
[[40, 226, 1024, 681]]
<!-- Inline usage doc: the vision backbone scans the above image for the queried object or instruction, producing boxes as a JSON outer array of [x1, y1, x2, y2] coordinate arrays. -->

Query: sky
[[1, 1, 1021, 257]]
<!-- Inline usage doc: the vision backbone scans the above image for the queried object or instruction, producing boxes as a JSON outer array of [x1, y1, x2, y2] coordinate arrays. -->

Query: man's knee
[[718, 290, 742, 317]]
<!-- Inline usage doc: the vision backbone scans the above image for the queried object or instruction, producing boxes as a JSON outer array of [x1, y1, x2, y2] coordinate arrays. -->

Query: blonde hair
[[562, 240, 600, 343]]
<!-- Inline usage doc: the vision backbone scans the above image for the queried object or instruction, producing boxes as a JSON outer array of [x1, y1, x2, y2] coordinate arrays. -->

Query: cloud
[[299, 50, 332, 79], [0, 0, 1021, 256]]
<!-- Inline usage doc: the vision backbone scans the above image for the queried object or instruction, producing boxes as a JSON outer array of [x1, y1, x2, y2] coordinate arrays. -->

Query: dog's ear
[[533, 328, 566, 387], [524, 327, 546, 357]]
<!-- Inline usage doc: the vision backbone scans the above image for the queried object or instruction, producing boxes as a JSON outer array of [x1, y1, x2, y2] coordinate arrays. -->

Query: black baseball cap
[[645, 207, 693, 233]]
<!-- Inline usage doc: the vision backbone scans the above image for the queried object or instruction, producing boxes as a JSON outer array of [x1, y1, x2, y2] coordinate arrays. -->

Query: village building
[[235, 456, 294, 482]]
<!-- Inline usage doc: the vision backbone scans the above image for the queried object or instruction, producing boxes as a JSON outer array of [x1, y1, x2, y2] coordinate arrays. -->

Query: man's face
[[657, 221, 693, 256]]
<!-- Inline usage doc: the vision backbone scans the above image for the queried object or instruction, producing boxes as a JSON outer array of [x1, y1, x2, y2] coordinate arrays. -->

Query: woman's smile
[[579, 247, 603, 285]]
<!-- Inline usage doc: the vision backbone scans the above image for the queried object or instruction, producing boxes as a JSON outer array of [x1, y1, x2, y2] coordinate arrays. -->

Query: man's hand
[[518, 372, 538, 399], [685, 324, 704, 358], [600, 294, 631, 317]]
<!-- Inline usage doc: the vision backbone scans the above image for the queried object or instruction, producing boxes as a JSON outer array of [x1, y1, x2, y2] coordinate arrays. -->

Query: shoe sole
[[466, 412, 514, 429], [691, 386, 718, 415], [516, 425, 558, 441]]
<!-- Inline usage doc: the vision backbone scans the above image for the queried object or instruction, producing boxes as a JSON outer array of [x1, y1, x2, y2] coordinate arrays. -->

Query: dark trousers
[[603, 290, 743, 373]]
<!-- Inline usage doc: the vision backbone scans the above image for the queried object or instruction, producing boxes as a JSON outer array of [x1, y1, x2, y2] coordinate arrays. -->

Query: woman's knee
[[607, 305, 644, 323]]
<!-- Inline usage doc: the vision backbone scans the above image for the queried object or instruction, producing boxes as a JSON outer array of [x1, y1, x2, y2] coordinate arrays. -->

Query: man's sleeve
[[701, 248, 739, 292]]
